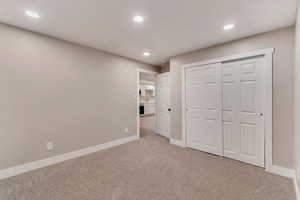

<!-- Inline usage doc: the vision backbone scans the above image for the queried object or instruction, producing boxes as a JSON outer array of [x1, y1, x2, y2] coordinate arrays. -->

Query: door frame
[[181, 48, 274, 171], [137, 68, 158, 139]]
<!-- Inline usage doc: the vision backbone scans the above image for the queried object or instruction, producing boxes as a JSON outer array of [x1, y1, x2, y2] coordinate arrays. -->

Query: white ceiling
[[0, 0, 298, 66]]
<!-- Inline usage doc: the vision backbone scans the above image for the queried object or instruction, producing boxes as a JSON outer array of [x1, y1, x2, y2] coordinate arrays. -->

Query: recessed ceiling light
[[224, 24, 235, 30], [133, 16, 144, 23], [25, 10, 40, 19], [143, 52, 150, 56]]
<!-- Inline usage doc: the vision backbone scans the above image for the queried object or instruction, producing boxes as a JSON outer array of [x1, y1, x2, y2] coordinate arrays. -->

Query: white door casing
[[185, 63, 223, 156], [156, 73, 170, 138]]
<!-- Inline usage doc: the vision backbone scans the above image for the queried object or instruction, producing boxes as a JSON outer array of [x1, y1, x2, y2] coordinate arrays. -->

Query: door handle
[[168, 108, 171, 112], [255, 113, 264, 116]]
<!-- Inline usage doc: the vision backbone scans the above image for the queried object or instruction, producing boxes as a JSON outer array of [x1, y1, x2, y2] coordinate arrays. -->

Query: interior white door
[[222, 57, 265, 167], [186, 63, 223, 156], [155, 73, 170, 138]]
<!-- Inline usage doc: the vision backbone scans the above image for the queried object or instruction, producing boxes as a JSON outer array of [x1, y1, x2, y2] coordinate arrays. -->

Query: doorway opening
[[139, 71, 156, 138], [137, 69, 171, 140], [137, 69, 158, 139]]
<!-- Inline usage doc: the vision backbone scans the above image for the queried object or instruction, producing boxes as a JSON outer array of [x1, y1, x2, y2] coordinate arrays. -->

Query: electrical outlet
[[124, 128, 129, 133], [47, 142, 54, 151]]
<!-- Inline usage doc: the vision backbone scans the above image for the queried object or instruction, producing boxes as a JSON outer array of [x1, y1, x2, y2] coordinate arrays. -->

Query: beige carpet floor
[[0, 133, 296, 200], [140, 127, 155, 138]]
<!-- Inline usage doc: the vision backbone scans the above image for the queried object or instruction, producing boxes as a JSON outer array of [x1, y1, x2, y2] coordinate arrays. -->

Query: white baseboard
[[170, 139, 186, 148], [266, 165, 295, 178], [293, 173, 300, 200], [267, 165, 300, 200], [0, 135, 138, 180]]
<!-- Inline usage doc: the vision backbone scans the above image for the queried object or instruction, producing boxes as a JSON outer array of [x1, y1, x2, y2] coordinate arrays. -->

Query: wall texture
[[170, 26, 295, 169], [0, 23, 158, 170], [294, 1, 300, 191]]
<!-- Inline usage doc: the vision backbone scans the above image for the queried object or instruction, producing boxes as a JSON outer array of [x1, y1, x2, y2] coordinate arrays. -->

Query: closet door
[[222, 57, 265, 167], [186, 63, 223, 156]]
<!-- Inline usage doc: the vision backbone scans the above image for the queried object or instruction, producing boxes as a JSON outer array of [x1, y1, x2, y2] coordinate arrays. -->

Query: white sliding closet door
[[222, 57, 265, 167], [185, 57, 266, 168], [186, 63, 223, 156]]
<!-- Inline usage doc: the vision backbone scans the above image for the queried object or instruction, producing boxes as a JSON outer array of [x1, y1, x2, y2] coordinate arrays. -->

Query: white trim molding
[[267, 165, 295, 179], [274, 168, 300, 200], [294, 174, 300, 200], [181, 48, 275, 69], [0, 135, 138, 180], [170, 139, 186, 148], [266, 166, 300, 200], [181, 48, 274, 170]]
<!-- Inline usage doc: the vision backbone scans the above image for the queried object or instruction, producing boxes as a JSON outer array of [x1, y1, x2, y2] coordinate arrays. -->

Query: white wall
[[0, 23, 159, 170]]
